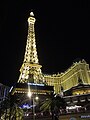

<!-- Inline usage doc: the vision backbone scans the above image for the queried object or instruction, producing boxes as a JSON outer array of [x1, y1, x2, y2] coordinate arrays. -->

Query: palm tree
[[1, 104, 24, 120], [40, 92, 66, 120], [0, 94, 24, 120]]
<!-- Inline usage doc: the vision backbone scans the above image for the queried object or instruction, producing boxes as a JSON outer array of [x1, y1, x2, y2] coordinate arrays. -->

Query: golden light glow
[[35, 96, 39, 100], [30, 12, 34, 16], [28, 91, 32, 98]]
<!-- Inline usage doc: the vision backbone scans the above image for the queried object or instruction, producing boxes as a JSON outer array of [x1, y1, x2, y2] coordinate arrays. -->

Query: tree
[[1, 104, 23, 120], [40, 92, 66, 120], [0, 94, 24, 120]]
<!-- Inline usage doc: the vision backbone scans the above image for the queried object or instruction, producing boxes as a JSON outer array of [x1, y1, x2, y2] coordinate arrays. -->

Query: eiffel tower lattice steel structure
[[18, 12, 44, 84]]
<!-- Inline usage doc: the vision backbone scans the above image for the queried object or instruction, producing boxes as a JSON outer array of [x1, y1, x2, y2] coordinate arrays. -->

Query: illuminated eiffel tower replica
[[11, 12, 53, 98], [18, 11, 43, 84]]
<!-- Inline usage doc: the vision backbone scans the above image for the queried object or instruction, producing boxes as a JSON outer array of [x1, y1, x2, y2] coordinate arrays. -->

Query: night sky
[[0, 0, 90, 87]]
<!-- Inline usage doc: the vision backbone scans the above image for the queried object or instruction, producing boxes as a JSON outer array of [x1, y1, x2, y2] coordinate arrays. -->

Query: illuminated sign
[[27, 83, 44, 86], [81, 115, 90, 118]]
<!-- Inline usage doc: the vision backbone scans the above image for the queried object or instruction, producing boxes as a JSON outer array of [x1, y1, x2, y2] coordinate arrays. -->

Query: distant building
[[44, 59, 90, 94], [63, 82, 90, 108], [58, 82, 90, 120]]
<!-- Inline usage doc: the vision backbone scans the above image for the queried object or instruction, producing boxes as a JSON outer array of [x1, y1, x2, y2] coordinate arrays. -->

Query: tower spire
[[18, 12, 43, 84]]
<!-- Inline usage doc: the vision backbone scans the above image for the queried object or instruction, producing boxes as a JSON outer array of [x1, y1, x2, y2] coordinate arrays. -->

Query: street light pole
[[28, 93, 35, 120], [27, 84, 39, 120], [33, 97, 35, 120], [32, 95, 39, 120]]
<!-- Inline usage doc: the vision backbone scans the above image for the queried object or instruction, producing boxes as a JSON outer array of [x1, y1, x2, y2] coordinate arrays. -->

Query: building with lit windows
[[44, 59, 90, 119], [44, 59, 90, 94]]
